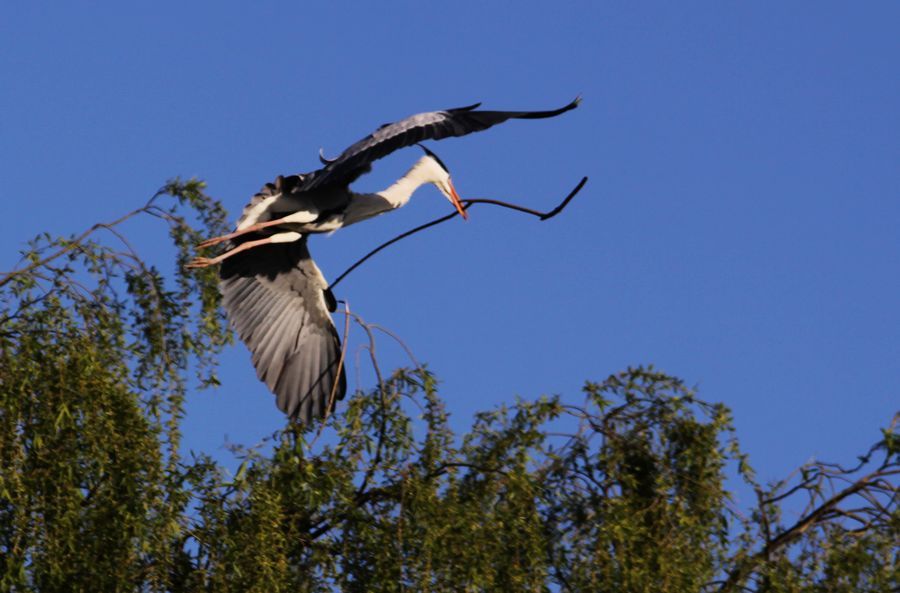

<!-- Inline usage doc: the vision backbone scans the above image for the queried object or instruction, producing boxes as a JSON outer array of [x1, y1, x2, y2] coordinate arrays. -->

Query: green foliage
[[0, 179, 229, 591], [0, 183, 897, 592]]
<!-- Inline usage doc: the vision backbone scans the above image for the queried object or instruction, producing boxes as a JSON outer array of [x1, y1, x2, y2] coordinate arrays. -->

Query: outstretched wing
[[301, 97, 581, 192], [220, 237, 346, 424]]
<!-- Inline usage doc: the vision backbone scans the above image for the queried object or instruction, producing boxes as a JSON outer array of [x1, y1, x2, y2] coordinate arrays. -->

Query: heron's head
[[417, 144, 468, 220]]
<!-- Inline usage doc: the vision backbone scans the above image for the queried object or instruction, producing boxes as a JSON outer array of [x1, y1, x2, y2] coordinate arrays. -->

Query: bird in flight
[[188, 97, 580, 424]]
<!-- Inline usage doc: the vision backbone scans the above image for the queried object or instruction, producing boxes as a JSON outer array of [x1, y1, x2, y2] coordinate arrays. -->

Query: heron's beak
[[447, 178, 468, 220]]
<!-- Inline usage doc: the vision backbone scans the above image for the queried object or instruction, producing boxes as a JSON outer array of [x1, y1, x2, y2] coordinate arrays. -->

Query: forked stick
[[328, 176, 588, 291]]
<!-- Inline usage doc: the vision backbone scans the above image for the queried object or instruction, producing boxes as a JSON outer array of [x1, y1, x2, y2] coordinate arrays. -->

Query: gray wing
[[301, 96, 581, 192], [220, 237, 346, 424]]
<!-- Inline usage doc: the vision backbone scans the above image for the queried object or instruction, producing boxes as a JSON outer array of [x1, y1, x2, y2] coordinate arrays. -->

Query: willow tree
[[0, 181, 896, 592]]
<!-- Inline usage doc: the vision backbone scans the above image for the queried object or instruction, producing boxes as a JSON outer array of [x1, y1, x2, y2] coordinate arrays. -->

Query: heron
[[187, 97, 580, 424]]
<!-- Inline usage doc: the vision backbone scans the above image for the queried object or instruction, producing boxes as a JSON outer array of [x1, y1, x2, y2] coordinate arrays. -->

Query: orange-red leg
[[185, 233, 297, 268], [197, 217, 304, 249]]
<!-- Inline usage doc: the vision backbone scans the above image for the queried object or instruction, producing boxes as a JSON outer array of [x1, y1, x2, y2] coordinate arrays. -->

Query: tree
[[0, 182, 896, 592]]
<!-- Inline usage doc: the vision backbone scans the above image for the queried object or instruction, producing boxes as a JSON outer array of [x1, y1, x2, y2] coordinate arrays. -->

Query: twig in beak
[[328, 176, 588, 291]]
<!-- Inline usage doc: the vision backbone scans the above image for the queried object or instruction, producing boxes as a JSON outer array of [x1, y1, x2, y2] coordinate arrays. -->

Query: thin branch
[[718, 472, 882, 592], [366, 323, 423, 371], [350, 311, 389, 504], [759, 474, 821, 507], [328, 176, 588, 291], [422, 461, 511, 481], [0, 191, 165, 289]]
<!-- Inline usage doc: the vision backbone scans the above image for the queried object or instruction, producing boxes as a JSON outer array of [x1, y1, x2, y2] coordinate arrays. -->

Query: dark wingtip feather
[[447, 102, 482, 113], [512, 96, 582, 120]]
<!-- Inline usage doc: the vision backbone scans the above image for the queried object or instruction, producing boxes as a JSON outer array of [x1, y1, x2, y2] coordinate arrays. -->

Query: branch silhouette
[[328, 176, 588, 291]]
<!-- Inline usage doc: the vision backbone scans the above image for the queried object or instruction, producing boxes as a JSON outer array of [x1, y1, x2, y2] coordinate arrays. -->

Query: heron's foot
[[197, 234, 232, 249], [185, 256, 221, 269]]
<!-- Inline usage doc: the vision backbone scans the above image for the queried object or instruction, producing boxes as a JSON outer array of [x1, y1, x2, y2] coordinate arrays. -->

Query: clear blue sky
[[2, 3, 898, 491]]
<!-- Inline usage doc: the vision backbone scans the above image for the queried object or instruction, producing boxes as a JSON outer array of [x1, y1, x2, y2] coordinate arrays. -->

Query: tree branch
[[0, 195, 163, 290], [328, 176, 588, 291], [718, 469, 893, 592]]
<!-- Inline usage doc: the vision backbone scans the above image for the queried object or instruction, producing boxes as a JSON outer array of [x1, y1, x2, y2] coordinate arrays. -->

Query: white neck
[[341, 157, 441, 227], [377, 159, 433, 209]]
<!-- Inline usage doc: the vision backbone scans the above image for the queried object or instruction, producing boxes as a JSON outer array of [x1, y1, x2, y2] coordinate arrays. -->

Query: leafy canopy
[[0, 181, 896, 592]]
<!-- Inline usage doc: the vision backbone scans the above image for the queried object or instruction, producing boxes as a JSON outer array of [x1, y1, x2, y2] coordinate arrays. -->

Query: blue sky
[[2, 3, 898, 493]]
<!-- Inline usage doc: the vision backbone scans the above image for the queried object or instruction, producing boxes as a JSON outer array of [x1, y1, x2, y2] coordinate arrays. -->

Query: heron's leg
[[185, 231, 302, 268], [198, 219, 285, 249], [198, 212, 316, 249]]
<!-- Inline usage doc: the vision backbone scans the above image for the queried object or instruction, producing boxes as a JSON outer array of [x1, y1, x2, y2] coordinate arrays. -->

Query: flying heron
[[188, 97, 580, 424]]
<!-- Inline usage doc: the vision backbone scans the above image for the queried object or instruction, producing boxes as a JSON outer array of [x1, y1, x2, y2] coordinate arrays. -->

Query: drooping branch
[[0, 199, 160, 290], [0, 179, 222, 290], [327, 176, 588, 291]]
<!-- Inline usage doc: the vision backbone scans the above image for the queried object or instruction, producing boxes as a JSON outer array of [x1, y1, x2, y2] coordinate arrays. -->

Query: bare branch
[[328, 176, 588, 290]]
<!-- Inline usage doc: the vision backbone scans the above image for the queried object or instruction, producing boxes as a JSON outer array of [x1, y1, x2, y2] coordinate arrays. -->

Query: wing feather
[[220, 238, 346, 424], [302, 97, 580, 191]]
